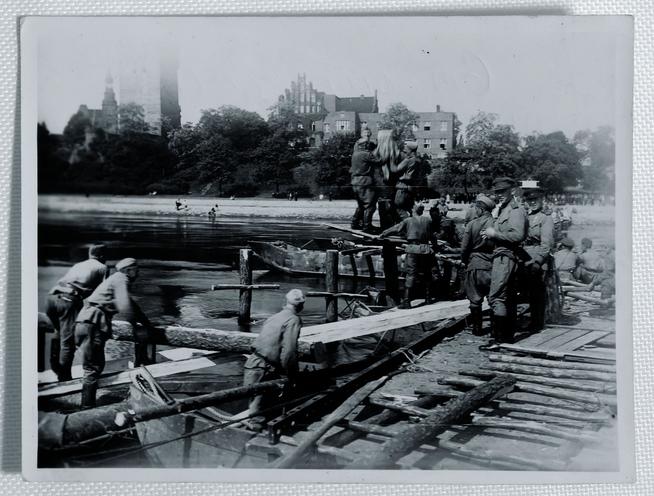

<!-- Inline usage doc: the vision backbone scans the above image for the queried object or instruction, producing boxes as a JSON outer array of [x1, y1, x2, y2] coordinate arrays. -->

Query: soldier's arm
[[460, 224, 473, 264], [491, 208, 528, 244], [380, 219, 407, 238], [532, 215, 555, 265], [280, 317, 301, 375]]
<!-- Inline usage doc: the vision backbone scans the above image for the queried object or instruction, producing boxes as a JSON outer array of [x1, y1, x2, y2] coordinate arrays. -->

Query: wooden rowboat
[[248, 240, 404, 279]]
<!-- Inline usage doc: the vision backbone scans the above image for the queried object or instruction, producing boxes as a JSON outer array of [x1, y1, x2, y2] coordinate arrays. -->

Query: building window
[[440, 138, 447, 150], [423, 121, 431, 131], [423, 139, 431, 149], [336, 120, 350, 131], [311, 122, 316, 132], [440, 121, 448, 132], [324, 123, 330, 133]]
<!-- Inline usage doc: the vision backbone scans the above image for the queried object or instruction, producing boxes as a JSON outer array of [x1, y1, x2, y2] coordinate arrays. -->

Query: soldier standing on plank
[[460, 194, 496, 336], [479, 177, 528, 349]]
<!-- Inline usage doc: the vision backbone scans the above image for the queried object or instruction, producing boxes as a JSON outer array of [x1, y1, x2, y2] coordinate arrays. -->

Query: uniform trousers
[[45, 293, 82, 378], [488, 254, 518, 318]]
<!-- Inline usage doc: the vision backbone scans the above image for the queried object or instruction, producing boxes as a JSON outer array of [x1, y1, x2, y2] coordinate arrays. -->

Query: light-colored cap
[[475, 194, 495, 211], [404, 141, 418, 151], [286, 289, 306, 305], [116, 258, 137, 271]]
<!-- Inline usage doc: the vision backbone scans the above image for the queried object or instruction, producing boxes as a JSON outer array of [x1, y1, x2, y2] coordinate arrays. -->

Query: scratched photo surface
[[22, 16, 633, 482]]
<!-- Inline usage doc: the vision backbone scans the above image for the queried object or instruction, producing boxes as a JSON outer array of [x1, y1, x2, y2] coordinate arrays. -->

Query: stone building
[[76, 73, 119, 135]]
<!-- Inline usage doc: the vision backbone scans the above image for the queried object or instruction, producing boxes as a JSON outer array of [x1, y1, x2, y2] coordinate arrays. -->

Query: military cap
[[116, 257, 138, 271], [492, 177, 517, 192], [475, 193, 496, 211], [522, 187, 544, 199], [286, 289, 306, 305], [560, 238, 575, 249], [404, 141, 419, 151]]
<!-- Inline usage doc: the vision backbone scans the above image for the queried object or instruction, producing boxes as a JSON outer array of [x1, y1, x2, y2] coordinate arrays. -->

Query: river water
[[38, 210, 373, 333]]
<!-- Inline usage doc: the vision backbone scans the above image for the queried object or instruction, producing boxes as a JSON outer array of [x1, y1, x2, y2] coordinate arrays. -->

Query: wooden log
[[499, 343, 616, 364], [567, 292, 615, 307], [349, 375, 516, 469], [382, 241, 400, 303], [348, 254, 358, 278], [37, 313, 315, 361], [470, 416, 596, 443], [211, 284, 280, 290], [238, 248, 253, 325], [484, 362, 616, 382], [488, 353, 615, 373], [491, 400, 612, 424], [364, 254, 376, 285], [39, 378, 288, 449], [325, 250, 339, 323], [462, 369, 617, 395], [367, 397, 430, 417], [437, 376, 616, 409], [272, 375, 388, 468]]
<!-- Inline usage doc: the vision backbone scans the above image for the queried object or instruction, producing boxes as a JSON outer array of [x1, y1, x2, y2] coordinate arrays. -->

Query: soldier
[[460, 194, 496, 336], [74, 258, 155, 408], [575, 238, 605, 285], [380, 203, 433, 308], [350, 130, 381, 233], [554, 237, 579, 282], [243, 289, 305, 430], [521, 187, 555, 331], [45, 244, 108, 381], [480, 177, 528, 348], [392, 141, 420, 220]]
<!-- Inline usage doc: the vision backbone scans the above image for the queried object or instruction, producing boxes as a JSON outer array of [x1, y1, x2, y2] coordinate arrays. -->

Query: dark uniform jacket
[[394, 156, 418, 190], [524, 209, 555, 265], [252, 307, 302, 375], [461, 213, 495, 271], [381, 215, 432, 244], [350, 150, 378, 187], [492, 198, 528, 258]]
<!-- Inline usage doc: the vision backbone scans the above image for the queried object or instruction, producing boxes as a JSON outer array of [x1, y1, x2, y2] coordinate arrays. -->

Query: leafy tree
[[168, 106, 269, 195], [62, 108, 92, 146], [38, 122, 69, 192], [465, 111, 498, 147], [119, 103, 151, 134], [303, 132, 358, 197], [379, 103, 419, 142], [521, 131, 583, 193]]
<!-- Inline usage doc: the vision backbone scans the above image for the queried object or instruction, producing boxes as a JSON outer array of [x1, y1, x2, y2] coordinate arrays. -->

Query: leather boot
[[399, 287, 412, 309], [470, 307, 485, 336], [81, 383, 98, 409], [496, 315, 514, 344], [479, 313, 500, 350], [57, 367, 73, 382], [362, 208, 379, 234]]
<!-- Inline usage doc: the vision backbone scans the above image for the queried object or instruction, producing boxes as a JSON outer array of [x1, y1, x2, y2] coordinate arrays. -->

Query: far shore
[[38, 194, 616, 226]]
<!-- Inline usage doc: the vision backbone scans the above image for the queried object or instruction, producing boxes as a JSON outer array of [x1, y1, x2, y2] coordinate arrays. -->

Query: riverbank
[[39, 194, 616, 226]]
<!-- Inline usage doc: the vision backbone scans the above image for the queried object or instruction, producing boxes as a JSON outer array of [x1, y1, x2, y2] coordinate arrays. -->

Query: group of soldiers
[[45, 246, 155, 407]]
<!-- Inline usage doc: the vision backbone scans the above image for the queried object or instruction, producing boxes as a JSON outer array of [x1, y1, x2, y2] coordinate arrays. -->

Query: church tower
[[100, 71, 119, 134]]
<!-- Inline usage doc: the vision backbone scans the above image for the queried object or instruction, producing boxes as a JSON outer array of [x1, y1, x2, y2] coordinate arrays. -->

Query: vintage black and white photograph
[[21, 16, 633, 482]]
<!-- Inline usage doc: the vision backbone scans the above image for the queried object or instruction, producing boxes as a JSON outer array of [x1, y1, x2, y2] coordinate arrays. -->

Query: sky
[[32, 16, 627, 137]]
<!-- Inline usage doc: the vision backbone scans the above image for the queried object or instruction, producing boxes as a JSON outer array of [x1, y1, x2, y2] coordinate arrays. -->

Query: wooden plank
[[298, 299, 474, 344], [38, 356, 218, 398], [517, 328, 573, 348], [557, 331, 612, 352], [532, 328, 589, 351], [488, 354, 615, 373], [499, 344, 616, 364]]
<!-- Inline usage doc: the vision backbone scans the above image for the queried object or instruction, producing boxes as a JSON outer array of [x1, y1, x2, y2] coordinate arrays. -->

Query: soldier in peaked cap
[[521, 186, 555, 331], [74, 257, 156, 408], [243, 289, 306, 429], [350, 128, 382, 233], [479, 177, 528, 349], [392, 141, 421, 220], [460, 194, 496, 336], [45, 244, 109, 381]]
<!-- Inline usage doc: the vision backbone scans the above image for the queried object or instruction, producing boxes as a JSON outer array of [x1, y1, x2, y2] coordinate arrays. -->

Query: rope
[[400, 349, 438, 374]]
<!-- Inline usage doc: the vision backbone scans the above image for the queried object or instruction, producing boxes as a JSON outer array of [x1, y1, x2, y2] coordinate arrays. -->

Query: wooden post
[[325, 250, 339, 323], [382, 241, 399, 303], [239, 248, 253, 325], [364, 254, 376, 285]]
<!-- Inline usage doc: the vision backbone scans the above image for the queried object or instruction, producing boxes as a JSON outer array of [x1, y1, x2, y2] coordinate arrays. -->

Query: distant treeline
[[38, 104, 615, 198]]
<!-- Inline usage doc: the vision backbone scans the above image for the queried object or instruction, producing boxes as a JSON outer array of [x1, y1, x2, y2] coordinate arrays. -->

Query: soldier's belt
[[404, 243, 432, 255]]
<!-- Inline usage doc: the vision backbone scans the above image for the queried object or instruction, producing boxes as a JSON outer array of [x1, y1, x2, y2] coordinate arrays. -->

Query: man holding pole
[[350, 128, 381, 233], [243, 289, 305, 429], [74, 258, 156, 408], [480, 177, 528, 348]]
